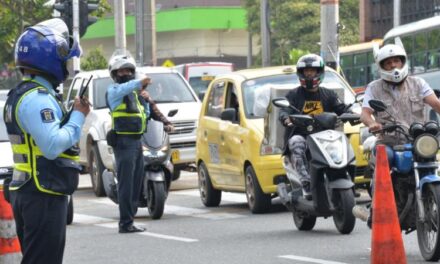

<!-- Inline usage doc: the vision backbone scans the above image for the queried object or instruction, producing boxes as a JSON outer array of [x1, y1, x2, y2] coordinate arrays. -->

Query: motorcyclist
[[352, 38, 440, 227], [279, 54, 348, 199]]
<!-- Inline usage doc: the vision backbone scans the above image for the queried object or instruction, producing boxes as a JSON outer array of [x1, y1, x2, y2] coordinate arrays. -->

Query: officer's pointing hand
[[73, 97, 91, 116], [141, 76, 152, 89]]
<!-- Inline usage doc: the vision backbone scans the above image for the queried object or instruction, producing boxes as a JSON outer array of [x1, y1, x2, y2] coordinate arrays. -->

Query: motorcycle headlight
[[414, 134, 439, 158], [325, 141, 343, 164]]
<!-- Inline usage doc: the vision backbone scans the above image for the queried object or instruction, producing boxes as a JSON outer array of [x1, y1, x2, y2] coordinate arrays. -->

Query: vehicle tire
[[172, 169, 181, 181], [332, 189, 356, 234], [417, 183, 440, 261], [148, 181, 167, 220], [292, 209, 316, 231], [245, 166, 271, 214], [67, 195, 74, 225], [198, 162, 221, 207], [89, 144, 106, 197]]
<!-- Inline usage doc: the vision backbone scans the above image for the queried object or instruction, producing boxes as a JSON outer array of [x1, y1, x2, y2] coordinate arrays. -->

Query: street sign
[[162, 59, 175, 68]]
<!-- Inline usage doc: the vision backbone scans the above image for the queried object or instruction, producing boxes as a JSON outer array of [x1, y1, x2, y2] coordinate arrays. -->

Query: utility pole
[[114, 0, 126, 52], [72, 0, 80, 73], [320, 0, 339, 70], [135, 0, 156, 66], [260, 0, 270, 67], [393, 0, 401, 27]]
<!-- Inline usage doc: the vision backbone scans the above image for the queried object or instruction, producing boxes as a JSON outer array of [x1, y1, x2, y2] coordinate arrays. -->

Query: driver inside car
[[352, 38, 440, 228], [279, 54, 349, 200]]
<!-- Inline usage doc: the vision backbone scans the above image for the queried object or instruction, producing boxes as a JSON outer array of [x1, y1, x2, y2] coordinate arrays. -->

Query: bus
[[383, 16, 440, 89], [339, 39, 383, 93]]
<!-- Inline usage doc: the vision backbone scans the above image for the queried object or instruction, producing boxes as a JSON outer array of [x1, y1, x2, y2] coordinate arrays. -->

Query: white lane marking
[[279, 255, 348, 264], [73, 214, 115, 224], [96, 222, 198, 243], [174, 189, 248, 203], [89, 200, 246, 220]]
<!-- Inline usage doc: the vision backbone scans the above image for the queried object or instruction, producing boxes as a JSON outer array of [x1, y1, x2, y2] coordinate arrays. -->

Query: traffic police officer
[[3, 18, 90, 263], [106, 52, 151, 233]]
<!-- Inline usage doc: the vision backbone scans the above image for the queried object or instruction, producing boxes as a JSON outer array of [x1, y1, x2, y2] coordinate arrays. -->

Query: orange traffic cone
[[0, 185, 22, 263], [371, 144, 406, 264]]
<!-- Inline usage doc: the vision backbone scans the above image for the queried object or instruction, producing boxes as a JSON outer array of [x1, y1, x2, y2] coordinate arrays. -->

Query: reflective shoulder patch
[[40, 108, 55, 123]]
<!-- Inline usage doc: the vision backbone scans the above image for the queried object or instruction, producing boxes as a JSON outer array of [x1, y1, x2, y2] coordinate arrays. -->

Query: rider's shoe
[[352, 205, 370, 222], [301, 181, 312, 200]]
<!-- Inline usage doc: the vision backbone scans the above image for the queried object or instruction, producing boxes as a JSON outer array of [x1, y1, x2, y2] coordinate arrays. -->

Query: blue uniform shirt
[[18, 75, 85, 160], [106, 79, 150, 116]]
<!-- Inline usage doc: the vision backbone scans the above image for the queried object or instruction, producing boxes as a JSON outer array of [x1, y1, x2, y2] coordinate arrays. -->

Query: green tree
[[81, 46, 107, 71], [242, 0, 359, 66], [0, 0, 111, 66]]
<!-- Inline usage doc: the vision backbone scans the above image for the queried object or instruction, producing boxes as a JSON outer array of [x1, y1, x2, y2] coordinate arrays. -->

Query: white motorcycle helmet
[[108, 50, 136, 82], [374, 38, 409, 83]]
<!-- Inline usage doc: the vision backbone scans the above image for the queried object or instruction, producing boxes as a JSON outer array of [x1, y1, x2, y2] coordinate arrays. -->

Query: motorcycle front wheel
[[332, 189, 356, 234], [148, 181, 167, 220], [417, 183, 440, 261]]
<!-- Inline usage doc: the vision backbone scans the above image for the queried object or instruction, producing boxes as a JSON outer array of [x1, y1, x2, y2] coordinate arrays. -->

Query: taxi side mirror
[[220, 108, 237, 122]]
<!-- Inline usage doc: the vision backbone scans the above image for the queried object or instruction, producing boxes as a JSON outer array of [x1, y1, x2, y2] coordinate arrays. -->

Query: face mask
[[116, 74, 135, 84]]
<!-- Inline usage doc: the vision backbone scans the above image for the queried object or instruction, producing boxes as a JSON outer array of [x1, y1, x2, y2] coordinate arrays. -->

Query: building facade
[[80, 0, 255, 69], [360, 0, 440, 41]]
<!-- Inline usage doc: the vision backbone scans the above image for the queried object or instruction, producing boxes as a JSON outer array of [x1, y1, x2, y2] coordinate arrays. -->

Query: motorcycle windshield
[[142, 120, 165, 149]]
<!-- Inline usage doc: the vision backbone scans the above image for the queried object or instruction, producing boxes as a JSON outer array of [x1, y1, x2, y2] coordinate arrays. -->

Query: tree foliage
[[80, 46, 107, 71], [0, 0, 111, 66], [242, 0, 359, 66]]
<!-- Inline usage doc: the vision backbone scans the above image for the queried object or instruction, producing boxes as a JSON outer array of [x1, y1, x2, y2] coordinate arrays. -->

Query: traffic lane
[[65, 189, 428, 264]]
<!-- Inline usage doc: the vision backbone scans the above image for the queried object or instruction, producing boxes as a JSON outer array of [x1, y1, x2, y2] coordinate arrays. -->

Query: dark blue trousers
[[10, 183, 68, 264], [114, 135, 144, 228]]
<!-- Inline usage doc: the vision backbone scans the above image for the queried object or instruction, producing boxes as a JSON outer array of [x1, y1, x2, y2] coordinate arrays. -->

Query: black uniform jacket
[[279, 86, 348, 151]]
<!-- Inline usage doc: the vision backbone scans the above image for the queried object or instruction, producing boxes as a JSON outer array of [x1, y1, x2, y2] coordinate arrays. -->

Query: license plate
[[171, 150, 180, 161]]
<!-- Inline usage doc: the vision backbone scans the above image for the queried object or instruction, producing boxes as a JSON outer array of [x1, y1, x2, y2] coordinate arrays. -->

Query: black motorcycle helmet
[[296, 54, 325, 90]]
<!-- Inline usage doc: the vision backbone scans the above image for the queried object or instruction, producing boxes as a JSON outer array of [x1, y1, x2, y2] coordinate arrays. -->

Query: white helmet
[[374, 38, 408, 83], [108, 50, 136, 81]]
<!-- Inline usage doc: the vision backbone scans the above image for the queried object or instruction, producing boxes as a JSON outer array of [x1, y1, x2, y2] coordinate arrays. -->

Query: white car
[[65, 67, 201, 197], [0, 100, 13, 187]]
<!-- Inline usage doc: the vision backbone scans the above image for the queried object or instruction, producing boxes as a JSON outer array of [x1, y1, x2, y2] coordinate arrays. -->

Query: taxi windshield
[[0, 105, 8, 142], [241, 71, 355, 118]]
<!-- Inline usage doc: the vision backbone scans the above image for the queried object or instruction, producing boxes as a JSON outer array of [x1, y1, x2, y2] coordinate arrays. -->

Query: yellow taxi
[[196, 65, 369, 213]]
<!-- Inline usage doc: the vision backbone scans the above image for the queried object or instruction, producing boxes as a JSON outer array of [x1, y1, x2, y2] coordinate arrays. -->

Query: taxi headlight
[[414, 134, 439, 158]]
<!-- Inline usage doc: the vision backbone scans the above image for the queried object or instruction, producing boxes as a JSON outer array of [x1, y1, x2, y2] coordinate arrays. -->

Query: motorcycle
[[272, 98, 360, 234], [102, 109, 178, 220], [365, 99, 440, 261]]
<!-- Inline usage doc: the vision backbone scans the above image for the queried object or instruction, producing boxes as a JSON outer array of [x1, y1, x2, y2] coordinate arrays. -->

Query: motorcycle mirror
[[272, 98, 301, 113], [355, 92, 364, 103], [368, 99, 387, 112], [167, 109, 178, 117]]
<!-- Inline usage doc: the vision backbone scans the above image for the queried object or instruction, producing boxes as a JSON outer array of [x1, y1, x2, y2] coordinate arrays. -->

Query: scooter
[[102, 109, 178, 220], [363, 99, 440, 261], [272, 98, 360, 234]]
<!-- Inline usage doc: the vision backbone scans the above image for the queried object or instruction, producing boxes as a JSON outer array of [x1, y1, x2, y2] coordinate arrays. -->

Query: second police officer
[[106, 52, 151, 233]]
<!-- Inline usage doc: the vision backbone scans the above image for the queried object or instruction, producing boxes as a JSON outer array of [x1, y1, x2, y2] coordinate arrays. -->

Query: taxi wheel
[[198, 162, 221, 207], [89, 145, 106, 197], [245, 166, 271, 214]]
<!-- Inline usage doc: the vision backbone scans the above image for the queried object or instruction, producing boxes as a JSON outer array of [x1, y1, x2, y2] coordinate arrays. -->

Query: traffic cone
[[0, 185, 22, 264], [371, 144, 406, 264]]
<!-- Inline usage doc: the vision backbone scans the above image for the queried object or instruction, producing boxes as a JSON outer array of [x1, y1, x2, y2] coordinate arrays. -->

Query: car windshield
[[242, 71, 355, 118], [0, 105, 9, 142], [188, 77, 214, 95], [93, 73, 196, 109]]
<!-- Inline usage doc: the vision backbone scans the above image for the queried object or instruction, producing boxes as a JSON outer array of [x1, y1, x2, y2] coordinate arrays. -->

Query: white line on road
[[174, 189, 248, 203], [279, 255, 348, 264], [73, 214, 115, 224], [95, 222, 198, 243]]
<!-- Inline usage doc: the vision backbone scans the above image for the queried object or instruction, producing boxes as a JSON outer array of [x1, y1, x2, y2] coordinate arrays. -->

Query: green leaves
[[80, 46, 107, 71], [242, 0, 359, 66]]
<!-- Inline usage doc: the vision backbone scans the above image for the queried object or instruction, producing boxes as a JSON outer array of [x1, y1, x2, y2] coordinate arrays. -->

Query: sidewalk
[[78, 172, 198, 191]]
